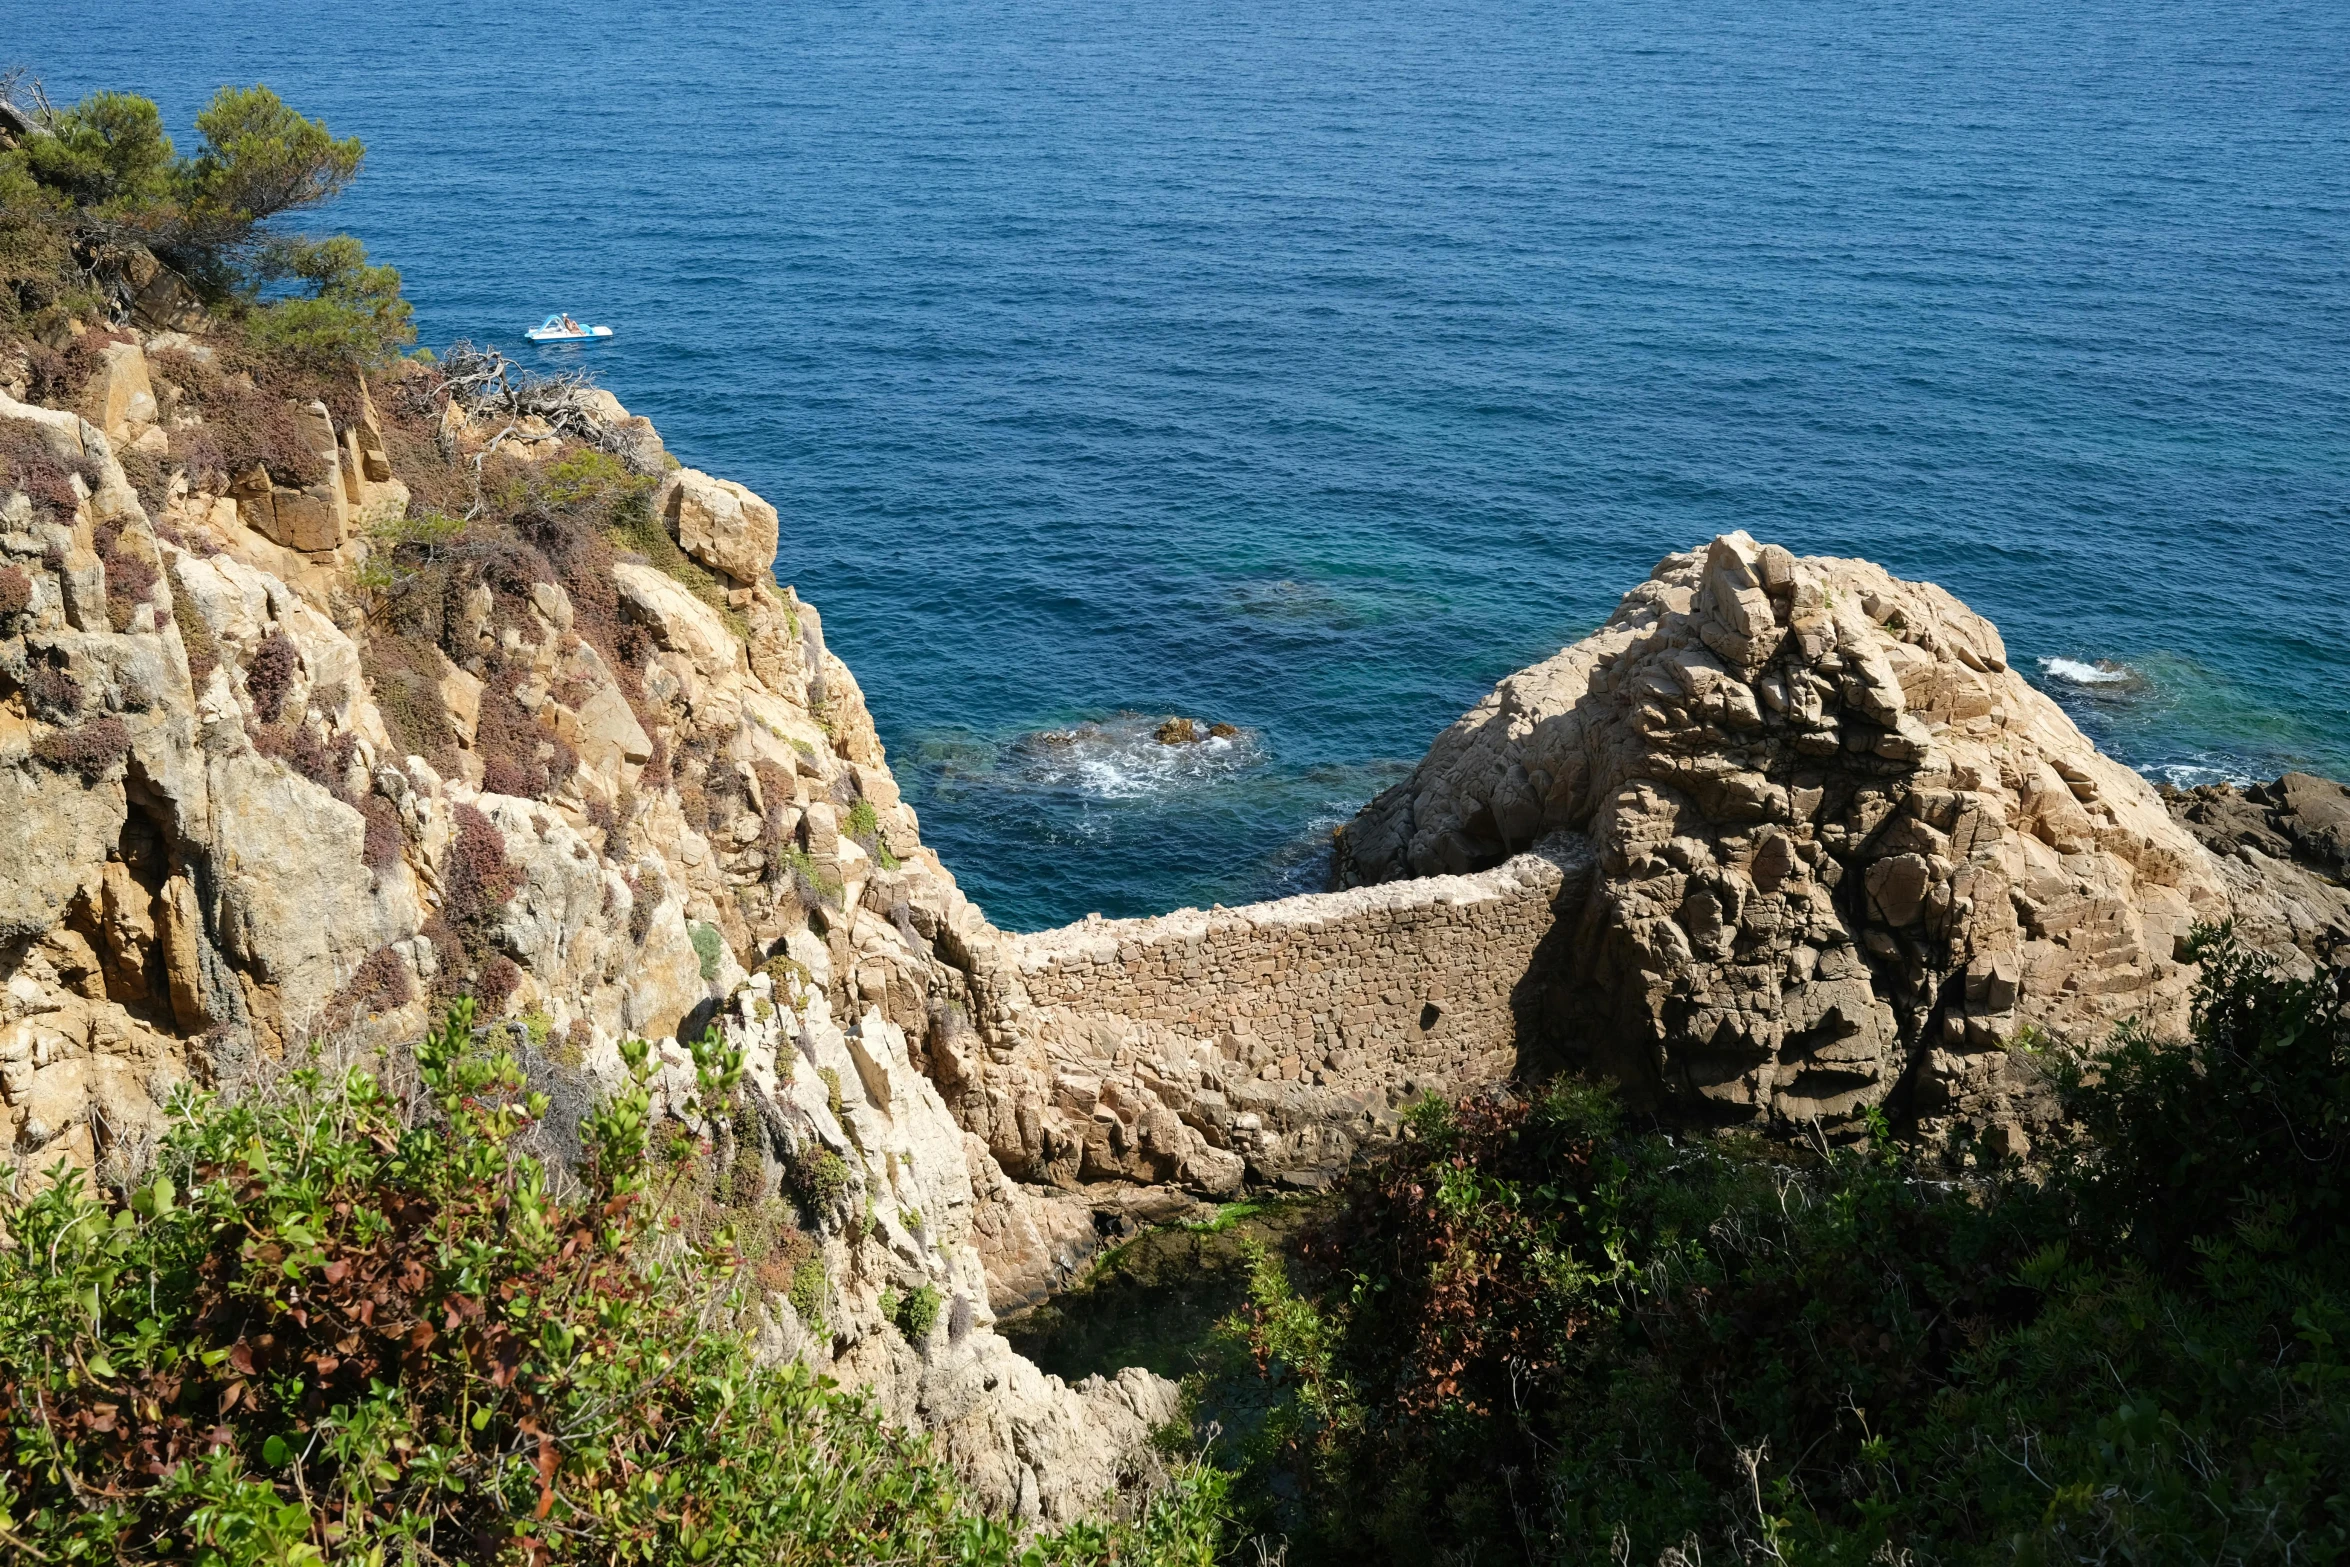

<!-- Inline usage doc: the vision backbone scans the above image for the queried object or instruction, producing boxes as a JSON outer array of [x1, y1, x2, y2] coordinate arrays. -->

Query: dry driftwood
[[410, 343, 663, 474]]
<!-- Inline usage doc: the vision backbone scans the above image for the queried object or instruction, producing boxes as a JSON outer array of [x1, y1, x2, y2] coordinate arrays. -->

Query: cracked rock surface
[[1334, 532, 2240, 1145]]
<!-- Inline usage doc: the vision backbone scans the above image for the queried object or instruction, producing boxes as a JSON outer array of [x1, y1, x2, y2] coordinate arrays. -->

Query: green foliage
[[758, 952, 813, 999], [886, 1284, 943, 1344], [538, 447, 652, 515], [688, 920, 724, 982], [781, 845, 844, 908], [785, 1145, 850, 1219], [0, 153, 73, 312], [0, 997, 1231, 1563], [786, 1258, 829, 1336], [22, 91, 177, 209], [818, 1065, 844, 1122], [4, 81, 404, 366], [241, 232, 413, 370], [842, 798, 902, 871], [1224, 933, 2350, 1565], [182, 86, 363, 239]]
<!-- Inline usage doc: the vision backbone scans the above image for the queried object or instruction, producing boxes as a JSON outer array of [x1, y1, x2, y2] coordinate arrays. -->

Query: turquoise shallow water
[[22, 0, 2350, 931]]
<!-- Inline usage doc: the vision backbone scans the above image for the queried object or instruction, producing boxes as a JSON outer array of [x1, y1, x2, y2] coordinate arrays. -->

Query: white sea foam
[[2040, 656, 2134, 686], [2146, 761, 2255, 791], [1010, 714, 1257, 800]]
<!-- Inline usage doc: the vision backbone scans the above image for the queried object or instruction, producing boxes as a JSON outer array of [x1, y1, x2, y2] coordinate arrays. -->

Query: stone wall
[[939, 843, 1584, 1201], [1005, 845, 1577, 1086]]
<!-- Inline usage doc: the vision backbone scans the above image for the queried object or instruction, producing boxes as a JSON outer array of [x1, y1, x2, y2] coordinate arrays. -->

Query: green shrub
[[1224, 930, 2350, 1566], [240, 232, 413, 370], [0, 997, 1231, 1564], [537, 447, 651, 518], [895, 1283, 944, 1343], [782, 846, 843, 907], [785, 1145, 849, 1218], [787, 1257, 829, 1336], [727, 1099, 766, 1209], [844, 797, 902, 871], [689, 920, 724, 981]]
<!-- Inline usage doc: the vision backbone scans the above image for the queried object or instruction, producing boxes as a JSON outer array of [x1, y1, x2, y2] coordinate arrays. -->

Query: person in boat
[[560, 313, 581, 333]]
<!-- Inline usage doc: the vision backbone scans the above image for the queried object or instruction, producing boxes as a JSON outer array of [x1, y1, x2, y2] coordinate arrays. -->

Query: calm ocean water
[[22, 0, 2350, 931]]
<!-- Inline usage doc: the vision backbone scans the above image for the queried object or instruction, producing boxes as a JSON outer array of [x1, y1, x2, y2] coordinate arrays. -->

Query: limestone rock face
[[1336, 533, 2230, 1138], [700, 968, 1184, 1525], [0, 762, 126, 944], [653, 468, 779, 587], [614, 561, 750, 685]]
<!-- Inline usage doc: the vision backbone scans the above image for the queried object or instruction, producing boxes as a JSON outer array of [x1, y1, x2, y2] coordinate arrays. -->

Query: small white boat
[[525, 313, 613, 343]]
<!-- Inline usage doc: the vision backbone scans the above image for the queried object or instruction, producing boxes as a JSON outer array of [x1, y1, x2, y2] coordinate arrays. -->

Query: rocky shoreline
[[3, 330, 2344, 1524]]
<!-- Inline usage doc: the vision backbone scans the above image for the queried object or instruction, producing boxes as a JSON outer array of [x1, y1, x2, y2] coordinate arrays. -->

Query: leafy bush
[[785, 1145, 850, 1219], [1226, 930, 2350, 1566], [689, 920, 724, 982], [0, 998, 1233, 1563], [19, 90, 176, 210], [895, 1283, 944, 1344], [787, 1258, 830, 1336], [240, 233, 412, 371]]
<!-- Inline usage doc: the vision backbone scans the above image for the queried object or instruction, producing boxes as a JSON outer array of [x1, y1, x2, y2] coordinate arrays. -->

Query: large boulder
[[652, 468, 778, 587], [1336, 533, 2230, 1141], [82, 340, 158, 446]]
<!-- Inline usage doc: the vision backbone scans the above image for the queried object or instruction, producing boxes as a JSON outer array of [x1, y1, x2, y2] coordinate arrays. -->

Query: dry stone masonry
[[940, 850, 1574, 1203]]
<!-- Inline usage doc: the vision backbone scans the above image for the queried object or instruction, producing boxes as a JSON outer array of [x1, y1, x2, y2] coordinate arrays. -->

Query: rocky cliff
[[7, 326, 2346, 1524], [0, 335, 1170, 1524]]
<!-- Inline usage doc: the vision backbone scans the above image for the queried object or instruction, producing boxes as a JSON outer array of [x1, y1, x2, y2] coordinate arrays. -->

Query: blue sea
[[23, 0, 2350, 931]]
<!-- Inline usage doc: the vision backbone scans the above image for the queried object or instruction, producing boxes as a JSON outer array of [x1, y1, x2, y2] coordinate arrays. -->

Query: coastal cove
[[18, 0, 2350, 930], [6, 18, 2350, 1562]]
